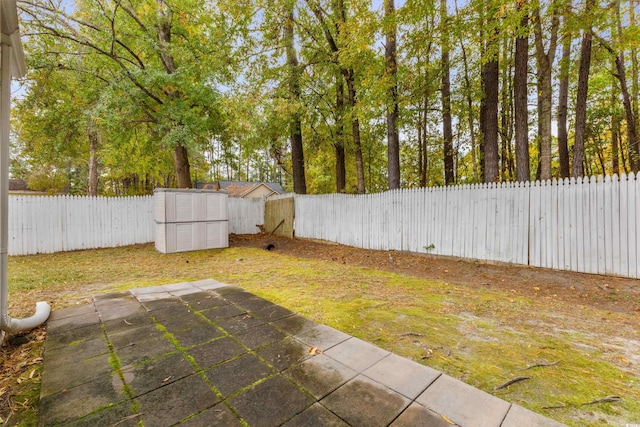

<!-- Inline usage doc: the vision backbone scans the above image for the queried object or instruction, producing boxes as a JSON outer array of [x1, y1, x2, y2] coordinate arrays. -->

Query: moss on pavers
[[38, 374, 127, 426], [188, 337, 247, 369], [148, 303, 196, 322], [170, 322, 225, 348], [203, 353, 275, 398], [135, 373, 221, 427], [112, 333, 178, 367], [233, 323, 286, 350], [43, 322, 104, 353], [120, 352, 196, 397], [107, 323, 166, 349], [200, 304, 246, 321], [39, 284, 571, 427], [101, 311, 157, 334]]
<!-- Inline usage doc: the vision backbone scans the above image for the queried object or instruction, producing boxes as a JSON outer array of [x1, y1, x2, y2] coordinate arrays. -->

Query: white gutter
[[0, 0, 51, 344]]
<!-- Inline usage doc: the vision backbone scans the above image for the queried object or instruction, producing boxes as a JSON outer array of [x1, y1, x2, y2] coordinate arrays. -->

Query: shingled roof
[[196, 181, 285, 198]]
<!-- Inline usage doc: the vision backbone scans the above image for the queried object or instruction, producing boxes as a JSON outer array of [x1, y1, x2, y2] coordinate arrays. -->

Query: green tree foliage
[[11, 0, 640, 195], [16, 0, 232, 192]]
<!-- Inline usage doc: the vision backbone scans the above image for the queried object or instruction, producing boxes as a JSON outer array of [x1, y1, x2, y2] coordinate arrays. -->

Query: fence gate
[[264, 196, 294, 238]]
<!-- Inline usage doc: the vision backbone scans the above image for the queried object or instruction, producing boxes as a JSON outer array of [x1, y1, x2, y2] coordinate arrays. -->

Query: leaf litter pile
[[0, 327, 45, 425], [1, 235, 639, 426]]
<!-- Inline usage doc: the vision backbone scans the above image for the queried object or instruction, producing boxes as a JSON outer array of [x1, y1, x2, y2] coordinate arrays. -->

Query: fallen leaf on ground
[[308, 346, 323, 355], [441, 414, 456, 424]]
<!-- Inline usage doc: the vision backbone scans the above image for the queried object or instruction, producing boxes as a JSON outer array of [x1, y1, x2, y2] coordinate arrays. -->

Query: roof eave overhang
[[1, 0, 27, 78]]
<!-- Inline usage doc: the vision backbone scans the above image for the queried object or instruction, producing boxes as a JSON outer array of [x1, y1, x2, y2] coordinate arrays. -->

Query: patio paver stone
[[37, 281, 567, 427]]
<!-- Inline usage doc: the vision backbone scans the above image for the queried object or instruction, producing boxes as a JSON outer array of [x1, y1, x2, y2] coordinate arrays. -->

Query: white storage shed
[[154, 188, 229, 254]]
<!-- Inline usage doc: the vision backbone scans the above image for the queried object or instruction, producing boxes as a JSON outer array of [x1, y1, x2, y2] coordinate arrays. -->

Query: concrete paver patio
[[38, 279, 565, 426]]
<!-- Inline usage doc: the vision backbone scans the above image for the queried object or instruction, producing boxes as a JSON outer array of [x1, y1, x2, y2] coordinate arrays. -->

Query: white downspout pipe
[[0, 22, 51, 343]]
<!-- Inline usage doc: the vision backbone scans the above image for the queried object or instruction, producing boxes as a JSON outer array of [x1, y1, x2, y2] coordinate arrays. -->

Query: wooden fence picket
[[628, 173, 638, 278], [292, 174, 639, 279], [7, 174, 639, 278]]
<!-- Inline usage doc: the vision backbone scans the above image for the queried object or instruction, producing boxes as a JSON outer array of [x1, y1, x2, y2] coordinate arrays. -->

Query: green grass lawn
[[4, 243, 639, 426]]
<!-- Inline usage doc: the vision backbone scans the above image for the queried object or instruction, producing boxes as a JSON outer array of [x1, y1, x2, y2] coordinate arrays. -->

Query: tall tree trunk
[[533, 4, 559, 180], [620, 128, 630, 174], [419, 52, 431, 187], [614, 54, 640, 172], [483, 56, 499, 183], [457, 28, 478, 181], [284, 7, 307, 194], [631, 0, 639, 130], [157, 0, 191, 188], [173, 145, 191, 188], [419, 34, 435, 187], [87, 121, 99, 196], [500, 36, 512, 181], [440, 0, 454, 185], [335, 73, 346, 193], [421, 85, 430, 187], [478, 3, 486, 182], [514, 1, 530, 182], [308, 0, 365, 193], [557, 8, 571, 178], [345, 74, 366, 193], [573, 0, 595, 178], [479, 86, 486, 182], [595, 140, 606, 174], [481, 5, 500, 185], [385, 0, 401, 189], [613, 0, 639, 171], [612, 88, 620, 175]]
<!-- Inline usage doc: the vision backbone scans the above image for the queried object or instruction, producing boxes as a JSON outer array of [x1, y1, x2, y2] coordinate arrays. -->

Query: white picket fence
[[228, 197, 265, 234], [294, 173, 640, 279], [6, 195, 265, 256], [8, 174, 640, 279], [7, 195, 155, 255]]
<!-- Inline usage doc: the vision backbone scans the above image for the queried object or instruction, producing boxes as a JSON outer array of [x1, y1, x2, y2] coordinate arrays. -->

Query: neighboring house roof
[[195, 181, 285, 198]]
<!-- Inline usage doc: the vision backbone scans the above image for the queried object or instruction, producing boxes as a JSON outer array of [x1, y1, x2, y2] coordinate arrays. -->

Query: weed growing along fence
[[294, 174, 640, 279]]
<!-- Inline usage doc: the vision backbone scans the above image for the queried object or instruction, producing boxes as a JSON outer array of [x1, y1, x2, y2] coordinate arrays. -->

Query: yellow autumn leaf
[[441, 414, 456, 425], [308, 346, 323, 355]]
